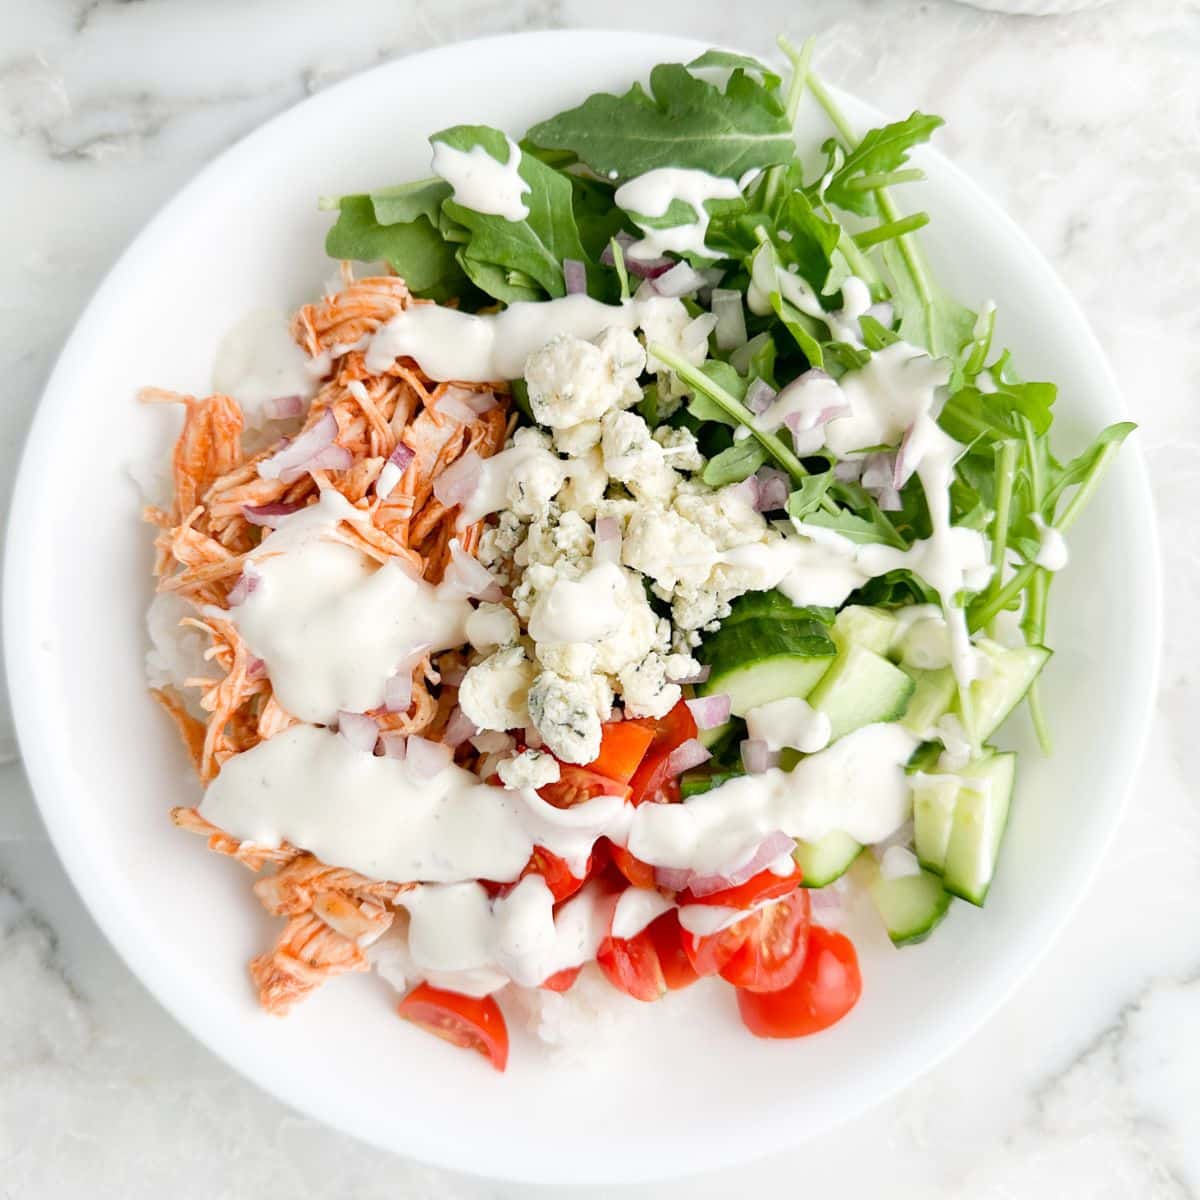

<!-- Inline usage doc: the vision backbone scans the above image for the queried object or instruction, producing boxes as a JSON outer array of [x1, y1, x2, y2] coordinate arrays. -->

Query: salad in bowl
[[143, 38, 1130, 1072]]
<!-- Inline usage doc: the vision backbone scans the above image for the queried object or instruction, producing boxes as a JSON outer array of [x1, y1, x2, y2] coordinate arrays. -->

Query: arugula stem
[[853, 212, 930, 249], [609, 236, 630, 302], [983, 439, 1018, 634], [1022, 569, 1052, 752], [759, 37, 815, 216], [806, 72, 941, 355], [847, 169, 925, 191]]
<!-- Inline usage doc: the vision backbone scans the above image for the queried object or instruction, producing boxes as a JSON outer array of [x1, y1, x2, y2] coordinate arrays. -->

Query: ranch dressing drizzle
[[211, 309, 317, 425], [229, 491, 470, 723], [614, 167, 743, 261], [431, 133, 530, 222]]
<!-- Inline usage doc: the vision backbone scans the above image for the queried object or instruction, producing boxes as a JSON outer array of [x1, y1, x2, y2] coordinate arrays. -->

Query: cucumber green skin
[[870, 869, 953, 946], [901, 667, 957, 735], [679, 765, 742, 799], [696, 721, 734, 750], [956, 642, 1051, 742], [808, 644, 916, 741], [942, 752, 1016, 907], [911, 773, 960, 874], [794, 830, 862, 887], [721, 590, 835, 629]]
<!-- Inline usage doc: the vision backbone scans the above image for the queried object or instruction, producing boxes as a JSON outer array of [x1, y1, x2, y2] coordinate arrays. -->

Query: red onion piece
[[654, 865, 693, 892], [388, 442, 416, 472], [861, 452, 895, 491], [406, 735, 454, 779], [686, 831, 796, 897], [682, 312, 718, 347], [876, 486, 902, 512], [383, 669, 413, 713], [893, 425, 917, 490], [304, 444, 353, 476], [227, 563, 260, 607], [379, 732, 407, 760], [246, 656, 266, 679], [432, 450, 482, 509], [667, 662, 710, 685], [833, 459, 864, 483], [740, 738, 779, 775], [242, 501, 302, 528], [470, 730, 514, 754], [728, 475, 760, 510], [745, 378, 777, 415], [258, 410, 338, 483], [754, 467, 791, 513], [264, 394, 305, 421], [685, 694, 731, 730], [711, 289, 747, 351], [593, 516, 621, 564], [653, 262, 707, 297], [665, 738, 711, 777], [442, 539, 503, 601], [436, 387, 479, 425], [338, 711, 379, 754], [524, 725, 544, 750], [442, 705, 479, 749], [563, 258, 587, 295]]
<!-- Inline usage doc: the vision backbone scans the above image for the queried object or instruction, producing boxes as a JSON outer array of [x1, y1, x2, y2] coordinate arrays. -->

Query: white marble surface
[[0, 0, 1196, 1195]]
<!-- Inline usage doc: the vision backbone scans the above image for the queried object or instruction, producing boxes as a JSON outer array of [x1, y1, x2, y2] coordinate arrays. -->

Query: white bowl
[[3, 30, 1160, 1185]]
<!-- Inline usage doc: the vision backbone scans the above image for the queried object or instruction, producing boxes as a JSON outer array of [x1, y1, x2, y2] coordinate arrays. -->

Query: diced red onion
[[264, 394, 305, 421], [667, 662, 710, 685], [593, 516, 621, 564], [652, 262, 707, 297], [876, 486, 902, 511], [388, 441, 416, 472], [305, 444, 353, 476], [378, 731, 407, 760], [376, 441, 416, 499], [524, 725, 544, 750], [338, 711, 379, 754], [740, 738, 779, 775], [893, 425, 918, 490], [654, 865, 694, 892], [406, 735, 454, 779], [436, 387, 480, 425], [432, 450, 482, 509], [834, 459, 864, 483], [471, 730, 514, 754], [754, 467, 790, 513], [442, 705, 479, 749], [563, 258, 587, 295], [683, 312, 718, 347], [242, 501, 302, 528], [861, 452, 896, 491], [383, 669, 413, 713], [246, 656, 266, 679], [227, 563, 260, 607], [453, 388, 498, 417], [665, 738, 711, 776], [729, 476, 760, 509], [745, 378, 776, 415], [784, 401, 852, 456], [687, 831, 796, 897], [685, 694, 731, 730], [711, 289, 747, 351], [257, 409, 339, 483], [442, 539, 503, 601]]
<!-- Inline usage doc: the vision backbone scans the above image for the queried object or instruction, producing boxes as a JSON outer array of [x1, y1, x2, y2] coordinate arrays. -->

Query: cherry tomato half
[[646, 910, 700, 990], [627, 701, 698, 805], [684, 861, 803, 909], [719, 889, 811, 993], [397, 983, 509, 1071], [596, 929, 667, 1002], [588, 721, 654, 783]]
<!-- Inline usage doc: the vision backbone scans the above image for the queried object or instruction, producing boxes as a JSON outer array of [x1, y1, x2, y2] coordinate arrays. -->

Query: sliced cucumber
[[955, 641, 1051, 743], [794, 830, 862, 887], [833, 605, 900, 657], [911, 772, 961, 873], [942, 752, 1017, 906], [721, 590, 834, 629], [869, 868, 953, 946], [680, 764, 742, 798], [808, 645, 916, 741], [699, 618, 836, 718], [900, 667, 957, 736], [696, 720, 734, 750]]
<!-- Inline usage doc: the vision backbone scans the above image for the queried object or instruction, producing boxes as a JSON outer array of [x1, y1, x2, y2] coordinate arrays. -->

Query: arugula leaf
[[367, 178, 451, 226], [858, 314, 900, 350], [569, 175, 630, 267], [880, 238, 976, 361], [939, 379, 1057, 444], [435, 124, 592, 302], [786, 470, 834, 519], [850, 570, 938, 609], [776, 185, 842, 293], [324, 196, 471, 302], [687, 49, 782, 90], [526, 61, 794, 180], [687, 360, 746, 426], [702, 439, 766, 485], [802, 506, 906, 548], [1041, 421, 1136, 515], [820, 113, 943, 217]]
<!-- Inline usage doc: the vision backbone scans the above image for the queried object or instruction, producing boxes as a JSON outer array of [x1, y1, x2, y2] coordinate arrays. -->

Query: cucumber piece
[[697, 720, 734, 750], [911, 772, 961, 873], [794, 830, 862, 887], [808, 645, 916, 741], [680, 764, 742, 798], [833, 605, 900, 656], [869, 868, 953, 946], [900, 667, 957, 736], [942, 753, 1017, 906], [721, 590, 834, 629], [955, 641, 1051, 742], [699, 619, 836, 718]]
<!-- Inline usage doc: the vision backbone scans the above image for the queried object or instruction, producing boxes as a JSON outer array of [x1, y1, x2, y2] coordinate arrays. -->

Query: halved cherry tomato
[[736, 926, 862, 1038], [540, 966, 582, 992], [685, 862, 803, 909], [627, 701, 698, 805], [719, 889, 811, 993], [646, 910, 699, 990], [607, 841, 658, 890], [523, 847, 588, 902], [397, 983, 509, 1071], [596, 929, 666, 1002], [588, 721, 654, 783], [539, 763, 631, 809], [681, 919, 750, 978]]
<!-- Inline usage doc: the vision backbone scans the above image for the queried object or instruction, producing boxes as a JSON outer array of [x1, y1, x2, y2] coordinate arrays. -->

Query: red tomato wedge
[[596, 929, 667, 1002], [718, 889, 811, 993], [523, 847, 587, 902], [681, 919, 749, 978], [607, 842, 658, 889], [539, 763, 631, 808], [646, 910, 700, 990], [627, 701, 698, 805], [588, 721, 654, 783], [736, 926, 862, 1038], [540, 966, 582, 993], [684, 862, 803, 909], [397, 983, 509, 1071]]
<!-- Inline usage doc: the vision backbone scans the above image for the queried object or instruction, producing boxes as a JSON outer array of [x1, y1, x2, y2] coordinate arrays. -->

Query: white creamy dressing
[[610, 887, 675, 941], [613, 167, 743, 261], [458, 441, 566, 525], [430, 133, 530, 222], [211, 309, 318, 425], [230, 492, 471, 723], [365, 293, 690, 382], [1031, 514, 1070, 571], [744, 696, 832, 754], [527, 562, 627, 644]]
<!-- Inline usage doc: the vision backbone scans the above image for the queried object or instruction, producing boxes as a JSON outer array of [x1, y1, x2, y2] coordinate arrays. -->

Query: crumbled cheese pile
[[458, 326, 786, 764]]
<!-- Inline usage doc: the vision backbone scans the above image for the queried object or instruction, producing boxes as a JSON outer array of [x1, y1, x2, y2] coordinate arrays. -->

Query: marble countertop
[[1, 0, 1196, 1195]]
